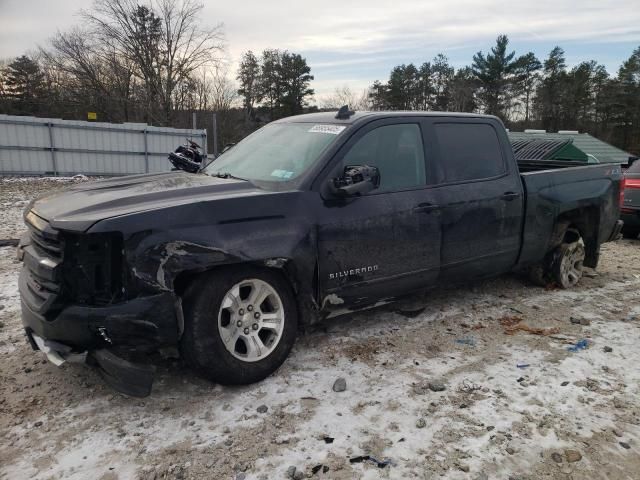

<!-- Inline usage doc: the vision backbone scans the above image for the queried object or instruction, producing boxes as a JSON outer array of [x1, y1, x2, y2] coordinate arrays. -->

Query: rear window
[[434, 123, 505, 183]]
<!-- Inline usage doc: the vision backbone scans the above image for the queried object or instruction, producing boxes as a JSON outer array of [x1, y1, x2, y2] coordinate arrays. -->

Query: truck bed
[[517, 159, 594, 173]]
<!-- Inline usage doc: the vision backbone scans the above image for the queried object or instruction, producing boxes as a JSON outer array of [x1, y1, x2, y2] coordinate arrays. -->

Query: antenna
[[335, 105, 355, 120]]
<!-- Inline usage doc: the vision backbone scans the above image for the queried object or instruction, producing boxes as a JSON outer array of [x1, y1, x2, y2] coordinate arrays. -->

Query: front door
[[316, 119, 442, 312]]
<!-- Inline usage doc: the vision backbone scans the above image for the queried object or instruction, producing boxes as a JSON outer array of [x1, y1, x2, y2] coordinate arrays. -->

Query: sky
[[1, 0, 639, 103]]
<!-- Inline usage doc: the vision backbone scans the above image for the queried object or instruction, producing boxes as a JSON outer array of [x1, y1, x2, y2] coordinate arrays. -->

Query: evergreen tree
[[279, 51, 314, 116], [535, 46, 567, 131], [237, 51, 261, 123], [512, 52, 542, 126], [615, 46, 640, 152], [4, 55, 47, 114], [449, 66, 477, 112], [471, 35, 519, 118]]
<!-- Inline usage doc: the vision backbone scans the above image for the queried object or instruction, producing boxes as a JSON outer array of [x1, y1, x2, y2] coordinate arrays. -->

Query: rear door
[[316, 118, 441, 311], [427, 118, 524, 281]]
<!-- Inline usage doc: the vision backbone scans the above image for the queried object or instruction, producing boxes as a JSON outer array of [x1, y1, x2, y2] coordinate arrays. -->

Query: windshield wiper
[[211, 172, 249, 181]]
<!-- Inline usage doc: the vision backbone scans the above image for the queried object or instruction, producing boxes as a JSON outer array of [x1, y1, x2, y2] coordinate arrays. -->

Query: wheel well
[[552, 208, 600, 268], [173, 262, 297, 299]]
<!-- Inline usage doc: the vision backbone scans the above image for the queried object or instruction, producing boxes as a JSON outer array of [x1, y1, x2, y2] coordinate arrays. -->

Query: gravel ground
[[1, 177, 639, 480]]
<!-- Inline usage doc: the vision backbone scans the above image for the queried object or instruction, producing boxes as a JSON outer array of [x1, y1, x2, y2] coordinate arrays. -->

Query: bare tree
[[78, 0, 224, 125], [321, 85, 369, 110]]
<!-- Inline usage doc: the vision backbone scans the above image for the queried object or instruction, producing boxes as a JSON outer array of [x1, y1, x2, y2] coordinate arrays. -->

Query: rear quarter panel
[[518, 163, 622, 266]]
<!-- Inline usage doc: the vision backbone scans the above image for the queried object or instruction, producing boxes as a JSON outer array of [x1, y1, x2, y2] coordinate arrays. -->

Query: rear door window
[[433, 123, 505, 183]]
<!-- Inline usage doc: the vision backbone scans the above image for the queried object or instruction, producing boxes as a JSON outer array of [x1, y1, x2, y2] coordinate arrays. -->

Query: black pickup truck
[[17, 111, 623, 396]]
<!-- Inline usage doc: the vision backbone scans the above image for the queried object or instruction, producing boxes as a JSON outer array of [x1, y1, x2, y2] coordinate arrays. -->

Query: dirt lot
[[1, 177, 639, 480]]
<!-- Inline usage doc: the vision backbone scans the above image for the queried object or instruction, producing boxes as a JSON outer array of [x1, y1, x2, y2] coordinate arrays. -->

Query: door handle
[[413, 203, 440, 214], [501, 192, 520, 201]]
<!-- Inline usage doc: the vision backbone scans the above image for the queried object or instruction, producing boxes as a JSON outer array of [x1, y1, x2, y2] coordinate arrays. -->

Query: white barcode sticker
[[308, 124, 346, 135]]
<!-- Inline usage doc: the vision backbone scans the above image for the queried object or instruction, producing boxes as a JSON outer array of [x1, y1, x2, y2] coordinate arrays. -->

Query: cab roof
[[275, 110, 498, 125]]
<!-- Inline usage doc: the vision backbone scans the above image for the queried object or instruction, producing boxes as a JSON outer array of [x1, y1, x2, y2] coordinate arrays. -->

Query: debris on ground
[[349, 455, 394, 468], [455, 336, 476, 346], [567, 339, 590, 352], [504, 322, 561, 336]]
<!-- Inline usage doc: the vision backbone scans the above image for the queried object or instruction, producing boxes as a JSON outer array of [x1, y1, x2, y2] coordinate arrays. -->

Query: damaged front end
[[19, 211, 182, 397]]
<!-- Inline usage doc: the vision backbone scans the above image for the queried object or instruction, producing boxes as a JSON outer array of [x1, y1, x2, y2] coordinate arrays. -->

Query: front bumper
[[20, 267, 181, 396]]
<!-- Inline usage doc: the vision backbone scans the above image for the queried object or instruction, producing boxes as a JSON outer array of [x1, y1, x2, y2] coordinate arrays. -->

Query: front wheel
[[180, 267, 298, 385]]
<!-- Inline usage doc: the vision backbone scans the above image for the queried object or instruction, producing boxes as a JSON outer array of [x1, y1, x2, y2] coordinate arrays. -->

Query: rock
[[257, 405, 268, 414], [34, 421, 43, 428], [428, 382, 446, 392], [293, 471, 304, 480], [458, 464, 470, 472], [603, 346, 613, 353], [564, 450, 582, 462], [416, 418, 426, 429], [332, 378, 346, 392], [580, 318, 591, 326], [561, 381, 569, 386], [551, 452, 563, 463], [619, 442, 631, 449], [486, 426, 495, 431], [612, 429, 623, 437], [506, 447, 515, 455], [286, 466, 297, 479], [570, 317, 581, 324], [474, 473, 489, 480], [236, 474, 246, 480]]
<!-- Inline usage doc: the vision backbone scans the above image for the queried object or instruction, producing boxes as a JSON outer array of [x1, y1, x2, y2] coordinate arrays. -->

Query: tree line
[[0, 1, 639, 156], [0, 0, 316, 151], [366, 35, 640, 155]]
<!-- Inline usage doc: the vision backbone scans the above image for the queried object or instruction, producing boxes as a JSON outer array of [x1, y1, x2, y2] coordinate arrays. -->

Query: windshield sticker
[[308, 124, 346, 135], [270, 169, 295, 179]]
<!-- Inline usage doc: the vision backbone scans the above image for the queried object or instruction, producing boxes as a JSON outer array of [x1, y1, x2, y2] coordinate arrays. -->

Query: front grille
[[22, 210, 124, 312], [22, 211, 65, 315], [29, 226, 62, 258], [62, 232, 124, 306]]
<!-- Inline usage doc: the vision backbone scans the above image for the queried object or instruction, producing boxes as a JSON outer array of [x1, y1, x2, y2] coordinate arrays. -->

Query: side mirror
[[328, 165, 380, 197]]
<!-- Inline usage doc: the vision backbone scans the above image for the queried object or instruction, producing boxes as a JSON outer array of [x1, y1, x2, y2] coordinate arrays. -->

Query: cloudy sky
[[1, 0, 639, 101]]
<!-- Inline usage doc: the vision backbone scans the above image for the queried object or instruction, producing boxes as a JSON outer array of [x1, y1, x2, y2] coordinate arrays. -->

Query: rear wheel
[[180, 267, 298, 385], [552, 236, 585, 289]]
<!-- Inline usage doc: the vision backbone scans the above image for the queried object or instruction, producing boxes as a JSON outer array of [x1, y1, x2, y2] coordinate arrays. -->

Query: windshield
[[205, 123, 345, 182]]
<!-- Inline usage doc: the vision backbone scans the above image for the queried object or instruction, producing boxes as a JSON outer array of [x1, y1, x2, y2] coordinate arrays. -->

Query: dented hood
[[30, 172, 264, 231]]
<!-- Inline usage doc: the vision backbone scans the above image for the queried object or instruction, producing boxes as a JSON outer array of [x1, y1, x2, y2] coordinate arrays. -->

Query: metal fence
[[0, 114, 207, 176]]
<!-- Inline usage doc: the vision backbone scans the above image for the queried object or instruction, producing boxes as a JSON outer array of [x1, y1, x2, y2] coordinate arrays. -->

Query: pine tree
[[471, 35, 519, 118], [4, 55, 47, 114]]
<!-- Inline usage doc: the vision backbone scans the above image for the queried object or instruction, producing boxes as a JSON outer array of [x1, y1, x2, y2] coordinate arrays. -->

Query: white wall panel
[[0, 115, 206, 176]]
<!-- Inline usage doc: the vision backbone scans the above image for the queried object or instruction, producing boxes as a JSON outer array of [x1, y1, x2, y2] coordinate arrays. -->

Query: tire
[[622, 228, 639, 239], [528, 262, 549, 287], [180, 266, 298, 385], [552, 239, 585, 289]]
